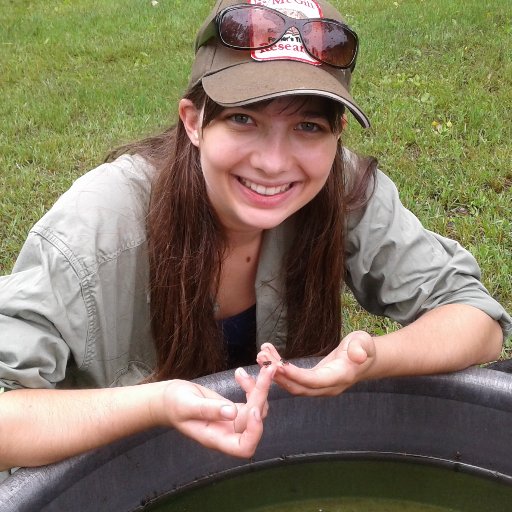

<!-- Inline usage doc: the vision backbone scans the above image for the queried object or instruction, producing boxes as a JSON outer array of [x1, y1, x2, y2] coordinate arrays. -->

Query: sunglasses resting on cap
[[196, 3, 359, 70]]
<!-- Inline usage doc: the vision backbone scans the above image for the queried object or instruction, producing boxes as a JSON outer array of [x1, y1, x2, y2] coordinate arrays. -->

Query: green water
[[147, 459, 512, 512], [251, 497, 452, 511]]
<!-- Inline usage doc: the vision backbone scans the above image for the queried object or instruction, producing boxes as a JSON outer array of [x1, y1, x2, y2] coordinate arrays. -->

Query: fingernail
[[236, 367, 249, 378], [221, 405, 235, 419], [262, 361, 272, 367]]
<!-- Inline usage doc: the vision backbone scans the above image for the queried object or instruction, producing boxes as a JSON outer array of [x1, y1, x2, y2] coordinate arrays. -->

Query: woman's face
[[179, 96, 340, 237]]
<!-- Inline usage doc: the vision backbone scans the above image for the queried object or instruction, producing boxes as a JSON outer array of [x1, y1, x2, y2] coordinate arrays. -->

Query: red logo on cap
[[249, 0, 323, 66]]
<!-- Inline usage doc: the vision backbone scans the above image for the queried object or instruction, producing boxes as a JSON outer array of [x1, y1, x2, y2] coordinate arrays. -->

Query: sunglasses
[[196, 4, 359, 70]]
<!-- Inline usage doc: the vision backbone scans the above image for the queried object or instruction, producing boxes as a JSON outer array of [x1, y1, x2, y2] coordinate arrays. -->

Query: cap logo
[[249, 0, 323, 66]]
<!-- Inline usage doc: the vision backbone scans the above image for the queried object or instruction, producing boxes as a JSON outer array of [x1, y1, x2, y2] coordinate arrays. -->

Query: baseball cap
[[189, 0, 370, 128]]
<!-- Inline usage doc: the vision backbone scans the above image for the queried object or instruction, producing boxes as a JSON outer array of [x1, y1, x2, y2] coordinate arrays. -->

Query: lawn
[[1, 0, 510, 348]]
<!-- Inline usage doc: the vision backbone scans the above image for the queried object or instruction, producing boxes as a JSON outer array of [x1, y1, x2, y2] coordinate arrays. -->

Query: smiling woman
[[0, 0, 511, 480]]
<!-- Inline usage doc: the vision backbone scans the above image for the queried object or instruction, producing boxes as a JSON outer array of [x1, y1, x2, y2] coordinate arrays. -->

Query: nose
[[249, 133, 294, 177]]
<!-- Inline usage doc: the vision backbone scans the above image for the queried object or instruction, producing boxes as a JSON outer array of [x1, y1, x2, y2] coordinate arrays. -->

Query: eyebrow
[[300, 110, 330, 118]]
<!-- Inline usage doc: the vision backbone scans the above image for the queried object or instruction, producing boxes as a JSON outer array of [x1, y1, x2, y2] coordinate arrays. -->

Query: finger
[[233, 364, 275, 432], [256, 350, 274, 366], [246, 363, 276, 410], [312, 349, 338, 367], [269, 363, 352, 396], [260, 343, 282, 361], [201, 407, 264, 459], [166, 381, 239, 422], [261, 400, 269, 419], [273, 379, 342, 397], [234, 367, 257, 396], [185, 394, 238, 421], [235, 406, 264, 458], [272, 363, 337, 389], [256, 350, 281, 368]]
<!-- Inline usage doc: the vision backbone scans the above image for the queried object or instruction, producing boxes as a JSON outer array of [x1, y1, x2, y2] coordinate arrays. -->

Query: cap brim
[[201, 60, 370, 129]]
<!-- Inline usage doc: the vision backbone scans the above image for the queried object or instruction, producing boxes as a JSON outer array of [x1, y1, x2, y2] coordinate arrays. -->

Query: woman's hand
[[160, 363, 276, 458], [256, 331, 376, 396]]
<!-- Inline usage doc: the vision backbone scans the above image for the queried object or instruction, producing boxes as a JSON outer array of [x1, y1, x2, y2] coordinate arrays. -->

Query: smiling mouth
[[238, 177, 293, 196]]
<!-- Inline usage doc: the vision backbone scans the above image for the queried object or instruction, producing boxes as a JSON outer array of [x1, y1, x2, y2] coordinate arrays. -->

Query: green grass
[[1, 0, 510, 350]]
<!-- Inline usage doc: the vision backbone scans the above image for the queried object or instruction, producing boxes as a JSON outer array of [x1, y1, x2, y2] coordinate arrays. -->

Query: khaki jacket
[[1, 154, 510, 390]]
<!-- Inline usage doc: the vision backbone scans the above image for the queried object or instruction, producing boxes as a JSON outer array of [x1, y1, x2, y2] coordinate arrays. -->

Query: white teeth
[[239, 178, 292, 196]]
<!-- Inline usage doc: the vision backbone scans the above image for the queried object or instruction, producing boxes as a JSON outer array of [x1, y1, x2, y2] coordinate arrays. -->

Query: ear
[[179, 99, 201, 147], [341, 113, 348, 132]]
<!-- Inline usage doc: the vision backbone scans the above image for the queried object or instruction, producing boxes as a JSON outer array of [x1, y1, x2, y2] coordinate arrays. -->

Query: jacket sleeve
[[0, 231, 89, 390], [345, 170, 512, 339]]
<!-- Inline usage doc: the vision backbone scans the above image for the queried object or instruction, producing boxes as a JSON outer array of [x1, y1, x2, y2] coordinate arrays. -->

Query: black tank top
[[219, 304, 257, 368]]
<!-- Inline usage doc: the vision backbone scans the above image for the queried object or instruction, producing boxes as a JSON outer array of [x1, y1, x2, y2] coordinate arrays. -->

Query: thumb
[[191, 397, 237, 421], [346, 331, 375, 364]]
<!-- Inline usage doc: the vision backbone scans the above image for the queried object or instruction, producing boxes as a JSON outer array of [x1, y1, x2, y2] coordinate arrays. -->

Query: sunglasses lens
[[219, 7, 286, 48], [302, 21, 356, 67], [216, 6, 357, 68]]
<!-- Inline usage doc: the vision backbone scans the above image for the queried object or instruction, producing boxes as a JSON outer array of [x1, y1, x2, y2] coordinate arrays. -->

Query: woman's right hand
[[160, 363, 276, 458], [0, 364, 275, 470]]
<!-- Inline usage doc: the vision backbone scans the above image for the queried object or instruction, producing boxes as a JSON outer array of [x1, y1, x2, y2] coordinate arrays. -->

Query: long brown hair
[[108, 83, 377, 380]]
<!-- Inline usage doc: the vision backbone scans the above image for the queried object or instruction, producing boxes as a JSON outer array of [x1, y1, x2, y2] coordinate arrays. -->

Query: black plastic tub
[[1, 361, 512, 511]]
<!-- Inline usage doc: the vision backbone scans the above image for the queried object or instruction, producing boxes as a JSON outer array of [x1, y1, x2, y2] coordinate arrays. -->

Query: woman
[[0, 0, 510, 474]]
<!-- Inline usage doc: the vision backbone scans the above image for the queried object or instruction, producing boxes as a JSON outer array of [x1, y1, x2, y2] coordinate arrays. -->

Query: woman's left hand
[[256, 331, 376, 396]]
